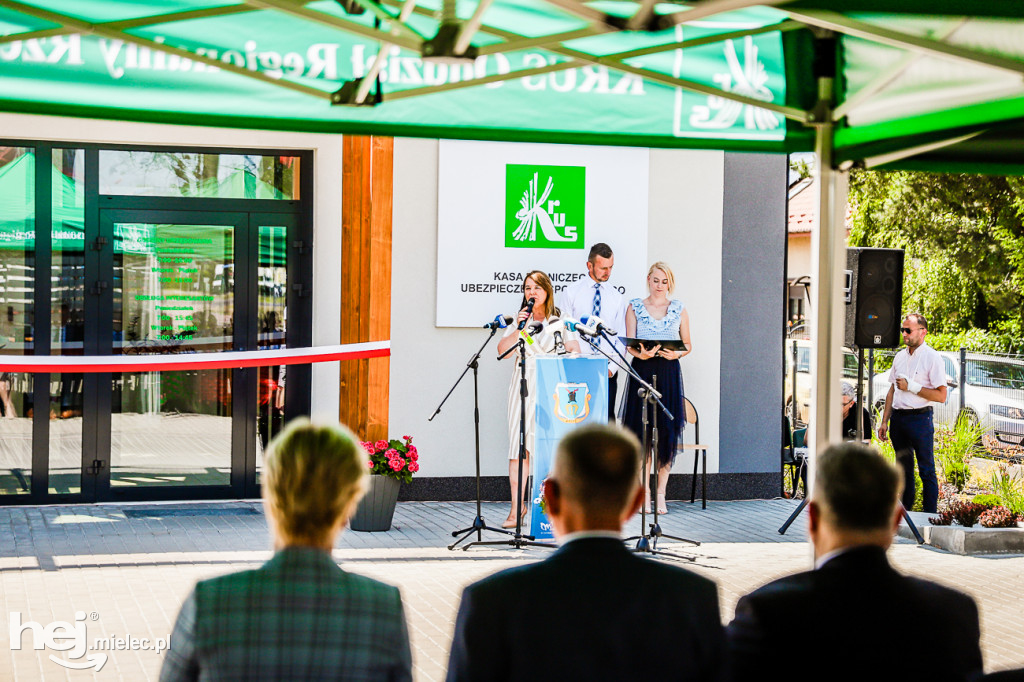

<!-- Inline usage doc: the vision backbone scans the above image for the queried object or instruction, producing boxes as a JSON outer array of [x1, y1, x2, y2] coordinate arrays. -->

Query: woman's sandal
[[501, 504, 528, 528]]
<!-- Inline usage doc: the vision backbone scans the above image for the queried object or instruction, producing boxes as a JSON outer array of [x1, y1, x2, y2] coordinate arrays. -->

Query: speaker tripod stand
[[778, 494, 924, 543]]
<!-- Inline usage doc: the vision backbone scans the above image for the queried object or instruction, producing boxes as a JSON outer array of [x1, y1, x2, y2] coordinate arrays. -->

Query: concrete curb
[[898, 511, 1024, 555]]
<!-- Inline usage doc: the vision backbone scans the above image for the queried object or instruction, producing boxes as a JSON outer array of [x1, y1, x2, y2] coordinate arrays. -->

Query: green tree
[[847, 170, 1024, 338], [790, 157, 812, 180]]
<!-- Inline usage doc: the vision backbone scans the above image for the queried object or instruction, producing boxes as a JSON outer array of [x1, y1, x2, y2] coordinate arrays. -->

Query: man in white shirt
[[876, 313, 948, 513], [560, 243, 626, 421]]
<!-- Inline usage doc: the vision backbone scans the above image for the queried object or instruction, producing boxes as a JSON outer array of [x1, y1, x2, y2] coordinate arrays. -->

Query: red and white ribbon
[[0, 341, 390, 373]]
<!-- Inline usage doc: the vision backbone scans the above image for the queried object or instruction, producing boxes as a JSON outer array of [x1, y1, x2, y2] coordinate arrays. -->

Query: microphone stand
[[577, 332, 698, 560], [429, 322, 516, 550], [471, 327, 555, 551]]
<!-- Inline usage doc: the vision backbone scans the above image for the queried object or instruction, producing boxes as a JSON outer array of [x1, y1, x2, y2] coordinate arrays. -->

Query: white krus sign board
[[436, 140, 649, 328]]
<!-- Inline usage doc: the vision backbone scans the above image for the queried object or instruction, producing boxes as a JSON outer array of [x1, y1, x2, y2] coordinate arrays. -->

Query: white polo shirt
[[886, 342, 946, 409], [559, 276, 626, 365]]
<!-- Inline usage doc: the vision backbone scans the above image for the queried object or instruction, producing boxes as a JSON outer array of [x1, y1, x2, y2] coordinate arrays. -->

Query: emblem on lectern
[[553, 382, 591, 424]]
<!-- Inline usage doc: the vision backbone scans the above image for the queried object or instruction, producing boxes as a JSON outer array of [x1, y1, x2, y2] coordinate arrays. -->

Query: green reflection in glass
[[0, 146, 35, 495], [114, 223, 233, 353]]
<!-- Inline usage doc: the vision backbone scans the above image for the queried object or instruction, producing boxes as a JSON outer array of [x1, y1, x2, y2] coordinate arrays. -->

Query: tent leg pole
[[808, 75, 849, 491]]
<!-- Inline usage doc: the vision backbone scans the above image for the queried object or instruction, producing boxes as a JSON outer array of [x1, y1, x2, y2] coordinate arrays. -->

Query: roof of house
[[788, 177, 815, 234]]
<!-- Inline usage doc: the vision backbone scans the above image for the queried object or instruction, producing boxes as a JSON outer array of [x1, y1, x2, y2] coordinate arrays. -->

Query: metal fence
[[786, 342, 1024, 449]]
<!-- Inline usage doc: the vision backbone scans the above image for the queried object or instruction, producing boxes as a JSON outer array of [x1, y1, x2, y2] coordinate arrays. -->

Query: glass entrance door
[[0, 143, 311, 506], [113, 214, 241, 492], [90, 210, 250, 501]]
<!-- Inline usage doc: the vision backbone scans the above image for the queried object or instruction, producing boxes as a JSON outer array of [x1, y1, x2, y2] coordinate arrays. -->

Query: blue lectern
[[530, 356, 608, 540]]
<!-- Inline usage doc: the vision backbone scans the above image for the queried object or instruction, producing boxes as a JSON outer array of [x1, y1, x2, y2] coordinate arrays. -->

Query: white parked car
[[784, 339, 860, 424], [870, 352, 1024, 447]]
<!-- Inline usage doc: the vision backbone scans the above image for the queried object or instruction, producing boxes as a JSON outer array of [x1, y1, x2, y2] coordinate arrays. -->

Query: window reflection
[[111, 222, 234, 488], [99, 152, 300, 200], [256, 225, 288, 476]]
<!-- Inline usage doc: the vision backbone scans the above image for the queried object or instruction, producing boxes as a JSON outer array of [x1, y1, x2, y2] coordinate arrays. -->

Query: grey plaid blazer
[[160, 547, 412, 682]]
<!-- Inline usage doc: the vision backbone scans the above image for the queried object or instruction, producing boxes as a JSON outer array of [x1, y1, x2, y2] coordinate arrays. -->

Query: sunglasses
[[900, 327, 921, 334]]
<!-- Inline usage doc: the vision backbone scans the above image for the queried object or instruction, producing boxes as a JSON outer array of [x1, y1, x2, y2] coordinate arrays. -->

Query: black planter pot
[[349, 475, 401, 532]]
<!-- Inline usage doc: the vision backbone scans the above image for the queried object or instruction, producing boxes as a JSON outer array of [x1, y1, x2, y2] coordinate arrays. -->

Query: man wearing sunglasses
[[877, 313, 948, 513]]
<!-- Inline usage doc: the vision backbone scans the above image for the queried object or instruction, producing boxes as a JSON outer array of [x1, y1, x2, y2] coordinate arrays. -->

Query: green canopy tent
[[3, 0, 1024, 451], [0, 152, 84, 249]]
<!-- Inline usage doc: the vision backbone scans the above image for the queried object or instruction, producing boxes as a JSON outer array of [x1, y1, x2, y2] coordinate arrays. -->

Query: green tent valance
[[3, 1, 1024, 171]]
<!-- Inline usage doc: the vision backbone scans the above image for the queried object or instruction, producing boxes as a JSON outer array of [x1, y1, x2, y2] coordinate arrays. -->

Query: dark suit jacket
[[446, 536, 725, 682], [727, 545, 982, 682], [160, 547, 412, 682]]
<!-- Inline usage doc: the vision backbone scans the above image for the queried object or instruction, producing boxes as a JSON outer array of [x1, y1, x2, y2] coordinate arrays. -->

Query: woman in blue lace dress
[[623, 262, 692, 514]]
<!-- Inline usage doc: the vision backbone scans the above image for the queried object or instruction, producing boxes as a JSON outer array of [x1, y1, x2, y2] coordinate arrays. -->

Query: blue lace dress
[[623, 299, 686, 468]]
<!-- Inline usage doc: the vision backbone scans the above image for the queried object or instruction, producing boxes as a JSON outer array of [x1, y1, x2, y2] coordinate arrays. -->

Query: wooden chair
[[683, 398, 709, 509]]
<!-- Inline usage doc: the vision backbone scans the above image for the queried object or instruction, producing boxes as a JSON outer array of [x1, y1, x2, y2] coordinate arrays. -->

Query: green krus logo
[[505, 164, 585, 249]]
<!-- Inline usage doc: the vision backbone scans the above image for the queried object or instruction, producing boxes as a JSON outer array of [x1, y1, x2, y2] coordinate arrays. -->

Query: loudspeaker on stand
[[844, 247, 904, 349]]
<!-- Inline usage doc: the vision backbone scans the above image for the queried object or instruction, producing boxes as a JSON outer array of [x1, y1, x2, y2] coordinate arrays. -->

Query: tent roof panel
[[3, 1, 1024, 170]]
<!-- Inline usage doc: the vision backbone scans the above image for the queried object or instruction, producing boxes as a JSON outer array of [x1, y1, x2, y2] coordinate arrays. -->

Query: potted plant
[[349, 435, 419, 532]]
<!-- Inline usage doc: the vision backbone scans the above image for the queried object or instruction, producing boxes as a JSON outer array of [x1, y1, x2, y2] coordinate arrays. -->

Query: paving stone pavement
[[2, 498, 1023, 681]]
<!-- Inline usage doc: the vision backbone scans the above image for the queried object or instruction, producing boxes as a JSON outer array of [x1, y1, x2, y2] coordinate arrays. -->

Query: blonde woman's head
[[647, 262, 675, 295], [262, 419, 368, 549]]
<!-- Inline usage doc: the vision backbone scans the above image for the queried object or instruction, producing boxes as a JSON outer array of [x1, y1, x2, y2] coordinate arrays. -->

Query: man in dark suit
[[446, 423, 725, 682], [728, 442, 983, 682], [161, 420, 412, 682]]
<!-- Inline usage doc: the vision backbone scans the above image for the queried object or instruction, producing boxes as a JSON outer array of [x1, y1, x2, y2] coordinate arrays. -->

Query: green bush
[[989, 465, 1024, 516], [934, 415, 986, 493], [972, 493, 1003, 507], [944, 463, 970, 492], [871, 432, 923, 512], [927, 330, 1024, 355]]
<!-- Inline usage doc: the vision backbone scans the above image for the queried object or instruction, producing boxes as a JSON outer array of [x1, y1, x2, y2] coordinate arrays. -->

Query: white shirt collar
[[906, 340, 930, 356], [558, 529, 622, 546], [814, 545, 856, 570]]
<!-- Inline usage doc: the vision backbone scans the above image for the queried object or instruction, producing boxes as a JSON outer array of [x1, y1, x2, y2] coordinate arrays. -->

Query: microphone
[[563, 318, 598, 336], [553, 330, 567, 355], [527, 321, 544, 336], [517, 298, 536, 330], [483, 314, 514, 330], [580, 315, 617, 336]]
